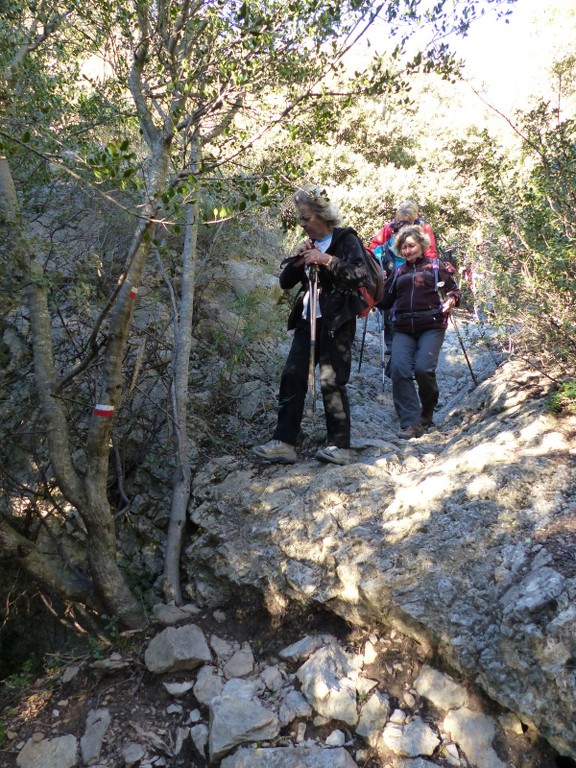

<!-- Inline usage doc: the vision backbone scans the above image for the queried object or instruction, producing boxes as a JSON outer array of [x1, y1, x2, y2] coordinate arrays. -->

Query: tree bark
[[1, 156, 147, 629], [0, 157, 19, 224], [163, 191, 200, 604], [0, 518, 99, 606]]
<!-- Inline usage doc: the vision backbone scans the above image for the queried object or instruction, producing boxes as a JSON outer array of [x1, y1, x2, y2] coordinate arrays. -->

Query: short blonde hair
[[292, 183, 342, 227], [395, 224, 430, 254]]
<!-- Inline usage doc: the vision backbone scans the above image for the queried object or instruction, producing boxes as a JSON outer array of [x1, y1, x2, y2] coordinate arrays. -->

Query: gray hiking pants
[[390, 328, 445, 429]]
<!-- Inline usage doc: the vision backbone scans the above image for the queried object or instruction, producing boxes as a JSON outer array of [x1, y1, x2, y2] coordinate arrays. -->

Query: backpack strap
[[388, 264, 402, 294], [429, 257, 440, 293]]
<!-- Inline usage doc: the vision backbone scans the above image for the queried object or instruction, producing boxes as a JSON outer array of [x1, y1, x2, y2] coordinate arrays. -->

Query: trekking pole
[[376, 309, 387, 389], [450, 312, 478, 388], [307, 265, 319, 415], [357, 312, 369, 373], [437, 278, 478, 388]]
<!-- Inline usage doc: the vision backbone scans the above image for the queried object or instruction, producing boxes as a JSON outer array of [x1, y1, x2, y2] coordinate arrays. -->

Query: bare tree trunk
[[163, 185, 200, 604], [0, 157, 18, 223], [0, 518, 99, 605], [1, 156, 148, 629], [81, 146, 171, 626]]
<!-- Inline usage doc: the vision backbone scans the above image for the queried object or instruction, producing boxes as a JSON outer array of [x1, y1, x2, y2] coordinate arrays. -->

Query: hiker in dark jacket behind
[[381, 224, 461, 439], [252, 184, 368, 466]]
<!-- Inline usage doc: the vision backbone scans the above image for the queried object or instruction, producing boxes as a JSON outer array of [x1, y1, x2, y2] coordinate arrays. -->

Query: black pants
[[273, 317, 356, 448]]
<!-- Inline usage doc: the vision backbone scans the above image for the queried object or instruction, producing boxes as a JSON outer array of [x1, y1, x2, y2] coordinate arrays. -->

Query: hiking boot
[[397, 424, 424, 439], [252, 439, 297, 464], [421, 409, 434, 428], [315, 446, 350, 466]]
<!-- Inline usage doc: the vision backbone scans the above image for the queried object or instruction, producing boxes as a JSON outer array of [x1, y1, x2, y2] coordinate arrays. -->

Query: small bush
[[547, 380, 576, 415]]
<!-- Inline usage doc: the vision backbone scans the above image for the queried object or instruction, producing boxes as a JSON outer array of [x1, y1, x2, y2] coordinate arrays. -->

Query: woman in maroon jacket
[[369, 200, 438, 356], [381, 225, 461, 439]]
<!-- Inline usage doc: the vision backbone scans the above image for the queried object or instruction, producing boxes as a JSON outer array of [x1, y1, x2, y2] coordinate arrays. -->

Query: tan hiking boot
[[252, 439, 297, 464]]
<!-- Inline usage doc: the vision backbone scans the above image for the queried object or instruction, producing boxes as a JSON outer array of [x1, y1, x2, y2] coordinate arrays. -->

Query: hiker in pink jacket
[[369, 199, 438, 262]]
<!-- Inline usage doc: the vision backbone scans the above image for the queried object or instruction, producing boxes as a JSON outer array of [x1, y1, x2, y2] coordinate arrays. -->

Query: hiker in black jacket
[[381, 225, 461, 439], [252, 184, 368, 465]]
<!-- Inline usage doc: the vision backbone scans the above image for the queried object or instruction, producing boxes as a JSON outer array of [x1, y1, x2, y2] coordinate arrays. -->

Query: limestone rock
[[210, 635, 239, 661], [296, 643, 358, 726], [190, 723, 209, 757], [325, 729, 346, 746], [220, 745, 359, 767], [279, 635, 333, 662], [382, 716, 440, 757], [193, 665, 225, 706], [443, 708, 506, 768], [80, 707, 111, 765], [144, 624, 212, 674], [184, 356, 576, 757], [122, 742, 146, 766], [163, 680, 194, 697], [414, 666, 468, 711], [209, 693, 280, 761], [279, 689, 313, 725], [17, 734, 78, 768], [223, 644, 255, 679], [260, 664, 283, 692], [356, 691, 391, 747], [152, 602, 198, 625]]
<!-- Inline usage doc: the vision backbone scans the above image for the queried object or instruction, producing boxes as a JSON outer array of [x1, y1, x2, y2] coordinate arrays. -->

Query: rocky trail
[[2, 312, 576, 768]]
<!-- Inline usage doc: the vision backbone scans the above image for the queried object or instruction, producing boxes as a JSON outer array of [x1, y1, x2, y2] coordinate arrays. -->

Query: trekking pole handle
[[436, 280, 456, 313]]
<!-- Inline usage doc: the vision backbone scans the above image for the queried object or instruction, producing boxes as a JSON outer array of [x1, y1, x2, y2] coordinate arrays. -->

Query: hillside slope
[[185, 315, 576, 759]]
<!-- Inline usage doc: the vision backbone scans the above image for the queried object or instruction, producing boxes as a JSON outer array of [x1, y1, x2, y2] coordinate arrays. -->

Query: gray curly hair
[[292, 183, 342, 227], [395, 224, 431, 254]]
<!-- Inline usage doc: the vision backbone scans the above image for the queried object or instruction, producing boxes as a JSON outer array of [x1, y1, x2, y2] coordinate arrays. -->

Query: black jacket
[[381, 256, 461, 334], [282, 227, 368, 332]]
